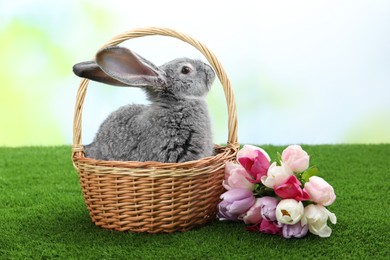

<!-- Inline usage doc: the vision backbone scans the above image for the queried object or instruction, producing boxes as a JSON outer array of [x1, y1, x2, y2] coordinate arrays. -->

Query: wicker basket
[[72, 27, 239, 233]]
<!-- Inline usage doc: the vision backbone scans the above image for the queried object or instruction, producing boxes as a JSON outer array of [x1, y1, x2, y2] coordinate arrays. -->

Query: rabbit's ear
[[96, 46, 166, 87], [73, 61, 128, 86]]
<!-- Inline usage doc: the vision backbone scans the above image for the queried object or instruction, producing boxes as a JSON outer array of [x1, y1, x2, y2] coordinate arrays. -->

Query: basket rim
[[72, 27, 239, 161], [72, 144, 238, 172]]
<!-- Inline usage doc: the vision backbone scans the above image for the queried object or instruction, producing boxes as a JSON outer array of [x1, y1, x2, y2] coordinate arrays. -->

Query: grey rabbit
[[73, 46, 215, 162]]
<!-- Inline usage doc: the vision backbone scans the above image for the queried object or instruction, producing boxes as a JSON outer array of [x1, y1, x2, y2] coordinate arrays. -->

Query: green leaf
[[276, 152, 282, 166], [253, 183, 275, 197], [301, 167, 319, 182]]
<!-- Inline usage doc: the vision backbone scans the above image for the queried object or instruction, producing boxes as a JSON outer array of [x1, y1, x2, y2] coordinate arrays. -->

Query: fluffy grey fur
[[73, 46, 215, 162]]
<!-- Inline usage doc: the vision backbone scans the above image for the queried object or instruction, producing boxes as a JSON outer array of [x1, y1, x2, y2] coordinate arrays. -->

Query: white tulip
[[261, 162, 293, 189], [301, 204, 337, 238], [275, 199, 304, 225]]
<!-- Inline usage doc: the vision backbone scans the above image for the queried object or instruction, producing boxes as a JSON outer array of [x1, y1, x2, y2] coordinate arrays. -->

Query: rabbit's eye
[[181, 66, 192, 75]]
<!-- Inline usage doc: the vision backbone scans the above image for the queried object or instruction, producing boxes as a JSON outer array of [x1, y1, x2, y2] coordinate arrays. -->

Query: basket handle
[[72, 27, 238, 155]]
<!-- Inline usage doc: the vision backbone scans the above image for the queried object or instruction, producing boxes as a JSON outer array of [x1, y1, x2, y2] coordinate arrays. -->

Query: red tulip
[[237, 145, 271, 183], [274, 175, 310, 201]]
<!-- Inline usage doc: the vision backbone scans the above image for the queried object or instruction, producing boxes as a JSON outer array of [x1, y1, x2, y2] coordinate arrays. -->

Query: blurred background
[[1, 0, 389, 147]]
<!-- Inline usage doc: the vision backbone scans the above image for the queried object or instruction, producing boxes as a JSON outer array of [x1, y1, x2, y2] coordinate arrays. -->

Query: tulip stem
[[253, 184, 275, 197]]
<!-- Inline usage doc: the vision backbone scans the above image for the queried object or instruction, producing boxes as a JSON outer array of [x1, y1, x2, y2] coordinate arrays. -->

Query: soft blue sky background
[[1, 0, 389, 146]]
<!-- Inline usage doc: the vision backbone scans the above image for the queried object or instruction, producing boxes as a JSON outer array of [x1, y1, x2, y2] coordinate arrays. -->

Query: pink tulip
[[246, 222, 261, 233], [281, 145, 310, 173], [274, 175, 310, 201], [246, 219, 282, 235], [259, 220, 282, 235], [242, 196, 279, 224], [223, 162, 255, 191], [304, 176, 336, 206], [282, 222, 308, 239], [237, 145, 271, 183], [242, 198, 263, 224]]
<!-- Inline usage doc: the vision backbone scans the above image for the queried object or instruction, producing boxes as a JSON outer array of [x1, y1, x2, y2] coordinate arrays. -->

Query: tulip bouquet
[[218, 145, 337, 238]]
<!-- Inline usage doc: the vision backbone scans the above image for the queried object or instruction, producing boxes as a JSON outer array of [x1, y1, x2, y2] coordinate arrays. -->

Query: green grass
[[0, 145, 389, 259]]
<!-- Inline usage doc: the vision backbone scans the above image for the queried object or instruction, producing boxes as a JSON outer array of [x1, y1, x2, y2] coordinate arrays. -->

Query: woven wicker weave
[[72, 27, 239, 233]]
